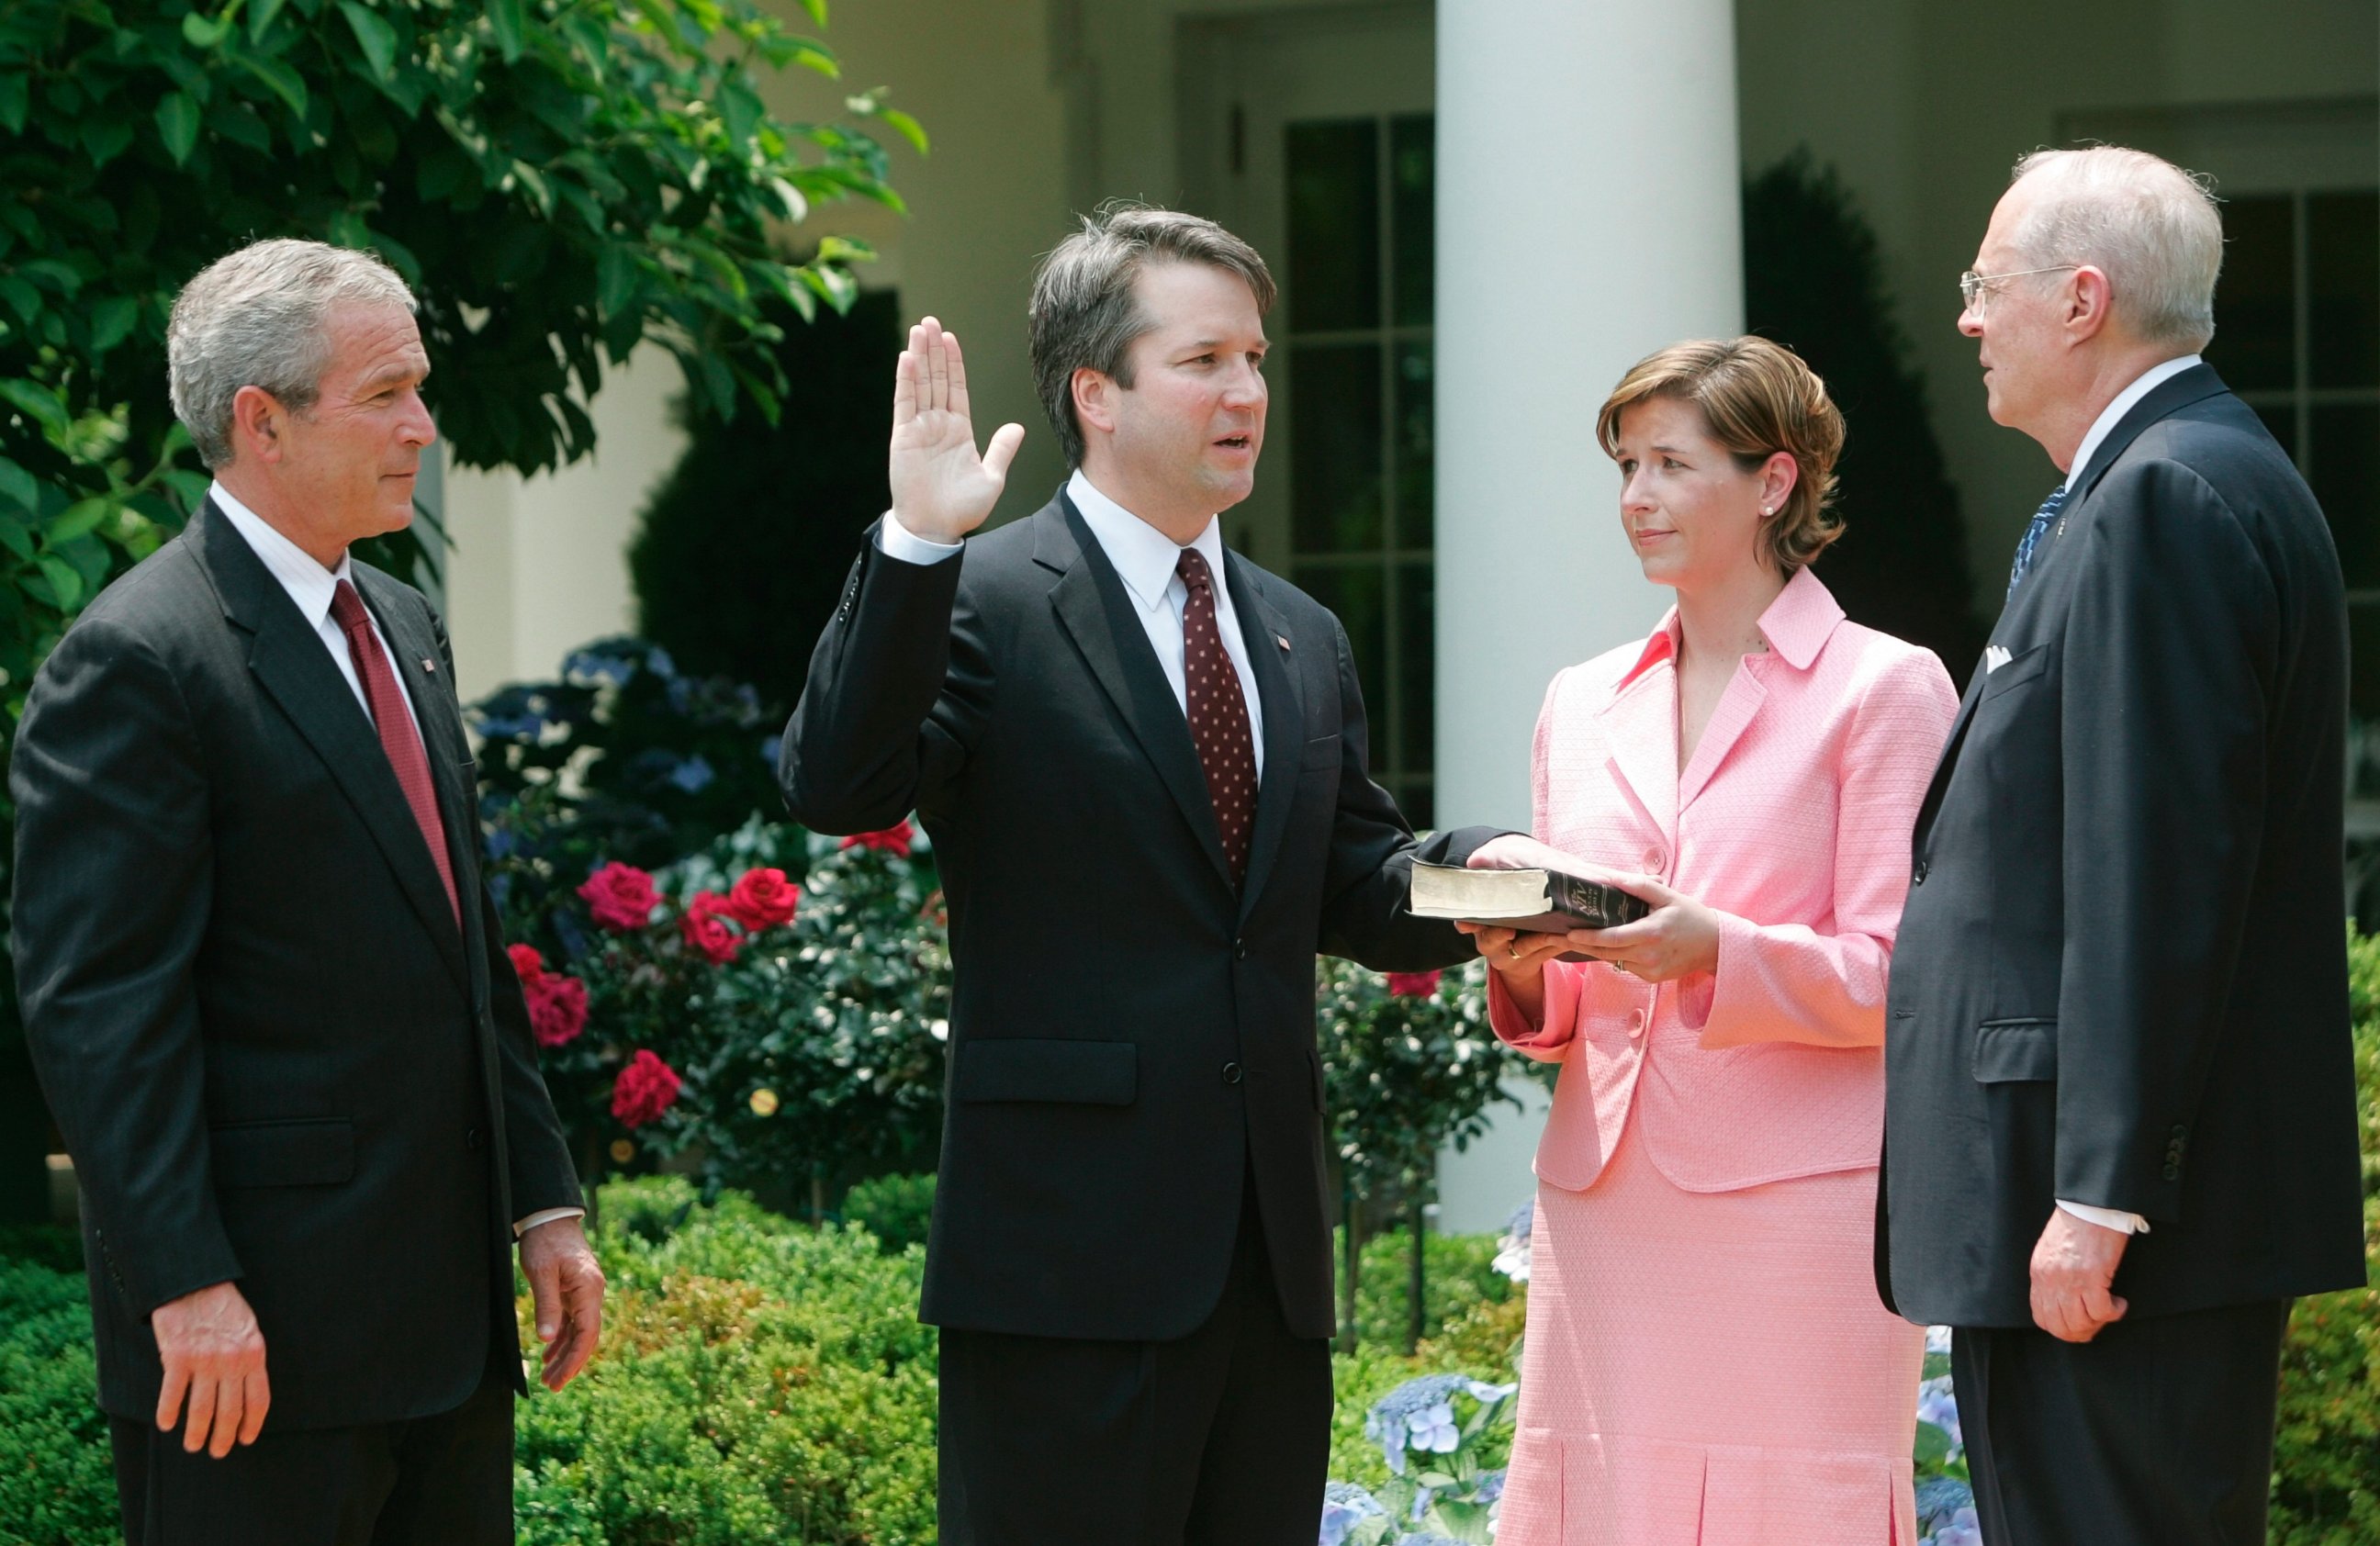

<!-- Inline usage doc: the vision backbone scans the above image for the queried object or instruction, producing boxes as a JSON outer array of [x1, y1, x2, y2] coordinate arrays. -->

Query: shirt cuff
[[2056, 1199, 2150, 1235], [514, 1206, 587, 1238], [875, 511, 964, 565]]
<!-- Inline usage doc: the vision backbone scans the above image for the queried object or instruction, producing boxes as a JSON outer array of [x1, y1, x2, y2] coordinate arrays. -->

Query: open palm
[[889, 316, 1026, 543]]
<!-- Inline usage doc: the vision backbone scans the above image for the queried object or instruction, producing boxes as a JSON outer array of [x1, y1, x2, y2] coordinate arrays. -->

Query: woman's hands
[[1567, 874, 1722, 984]]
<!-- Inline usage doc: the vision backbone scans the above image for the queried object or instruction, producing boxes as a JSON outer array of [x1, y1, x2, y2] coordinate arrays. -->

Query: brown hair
[[1595, 336, 1847, 574]]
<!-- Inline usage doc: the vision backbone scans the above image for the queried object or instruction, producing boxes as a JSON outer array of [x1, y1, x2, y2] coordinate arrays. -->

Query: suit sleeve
[[1690, 647, 1960, 1049], [431, 608, 579, 1221], [2056, 461, 2276, 1220], [11, 616, 240, 1316], [1315, 616, 1507, 970], [780, 521, 990, 834]]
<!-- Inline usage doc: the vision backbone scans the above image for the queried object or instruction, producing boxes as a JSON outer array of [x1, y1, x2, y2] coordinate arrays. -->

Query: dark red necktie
[[1176, 548, 1257, 885], [330, 579, 459, 924]]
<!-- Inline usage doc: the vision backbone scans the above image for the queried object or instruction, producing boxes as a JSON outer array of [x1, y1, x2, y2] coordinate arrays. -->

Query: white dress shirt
[[876, 468, 1266, 774], [2044, 354, 2200, 1242], [213, 484, 583, 1240]]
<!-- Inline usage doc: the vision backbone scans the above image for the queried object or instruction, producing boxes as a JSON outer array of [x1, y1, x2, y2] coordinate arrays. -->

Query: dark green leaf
[[487, 0, 525, 62], [37, 556, 81, 611], [45, 499, 110, 548], [0, 74, 27, 135], [597, 245, 638, 319], [87, 297, 140, 354], [0, 516, 31, 562], [81, 114, 136, 167], [0, 379, 70, 437], [248, 0, 292, 45], [337, 2, 399, 86], [230, 49, 309, 122], [155, 91, 201, 165], [183, 9, 235, 49], [0, 277, 39, 327], [0, 458, 36, 517], [17, 260, 83, 297]]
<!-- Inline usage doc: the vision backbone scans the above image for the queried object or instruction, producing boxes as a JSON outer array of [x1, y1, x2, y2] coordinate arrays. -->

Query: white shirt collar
[[1066, 468, 1228, 611], [2067, 354, 2202, 491], [208, 480, 355, 631]]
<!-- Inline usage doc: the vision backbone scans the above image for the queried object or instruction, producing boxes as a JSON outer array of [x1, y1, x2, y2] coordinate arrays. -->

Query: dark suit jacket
[[1880, 364, 2368, 1328], [13, 499, 579, 1430], [780, 490, 1492, 1343]]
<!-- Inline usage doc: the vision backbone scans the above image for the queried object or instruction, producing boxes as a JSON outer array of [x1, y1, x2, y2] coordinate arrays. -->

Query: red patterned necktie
[[329, 579, 459, 924], [1176, 548, 1257, 885]]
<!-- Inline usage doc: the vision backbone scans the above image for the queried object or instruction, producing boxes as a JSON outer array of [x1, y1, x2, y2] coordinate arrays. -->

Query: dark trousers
[[109, 1369, 512, 1546], [937, 1187, 1333, 1546], [1953, 1299, 2291, 1546]]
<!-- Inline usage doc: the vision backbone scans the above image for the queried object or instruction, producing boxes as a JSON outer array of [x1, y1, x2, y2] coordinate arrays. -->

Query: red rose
[[507, 943, 545, 985], [611, 1049, 681, 1128], [1386, 970, 1442, 998], [578, 862, 660, 933], [724, 867, 800, 931], [840, 819, 914, 857], [527, 974, 589, 1047], [680, 890, 745, 965]]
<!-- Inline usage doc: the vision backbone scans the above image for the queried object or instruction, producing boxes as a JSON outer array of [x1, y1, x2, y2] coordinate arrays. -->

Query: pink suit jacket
[[1489, 567, 1959, 1193]]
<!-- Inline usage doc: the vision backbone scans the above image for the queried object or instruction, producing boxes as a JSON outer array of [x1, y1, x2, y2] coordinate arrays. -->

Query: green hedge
[[0, 1260, 114, 1545]]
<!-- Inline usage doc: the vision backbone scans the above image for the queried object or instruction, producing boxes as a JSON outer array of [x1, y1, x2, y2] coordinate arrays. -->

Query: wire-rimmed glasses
[[1959, 265, 2080, 312]]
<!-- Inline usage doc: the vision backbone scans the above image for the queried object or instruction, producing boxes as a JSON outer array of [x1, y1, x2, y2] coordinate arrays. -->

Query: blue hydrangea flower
[[1473, 1468, 1506, 1505], [1922, 1506, 1982, 1546], [1915, 1477, 1975, 1534], [563, 648, 636, 687], [1915, 1374, 1961, 1447], [668, 754, 716, 794], [1319, 1482, 1383, 1546], [1364, 1374, 1513, 1474], [1493, 1197, 1535, 1282], [1925, 1324, 1955, 1355]]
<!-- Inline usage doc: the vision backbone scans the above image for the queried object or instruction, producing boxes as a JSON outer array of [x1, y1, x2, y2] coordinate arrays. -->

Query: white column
[[1433, 0, 1746, 828]]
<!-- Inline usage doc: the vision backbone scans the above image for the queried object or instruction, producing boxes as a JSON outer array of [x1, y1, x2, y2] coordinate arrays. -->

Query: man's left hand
[[519, 1217, 605, 1390], [2029, 1208, 2129, 1343]]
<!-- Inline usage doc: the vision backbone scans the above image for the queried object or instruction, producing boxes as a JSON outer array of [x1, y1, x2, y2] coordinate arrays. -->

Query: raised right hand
[[888, 316, 1027, 544], [152, 1279, 269, 1457]]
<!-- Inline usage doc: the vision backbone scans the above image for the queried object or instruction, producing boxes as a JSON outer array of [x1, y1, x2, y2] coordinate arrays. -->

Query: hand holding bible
[[888, 316, 1026, 544]]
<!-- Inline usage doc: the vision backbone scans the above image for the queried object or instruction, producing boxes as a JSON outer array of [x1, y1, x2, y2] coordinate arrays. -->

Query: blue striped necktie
[[2006, 484, 2069, 599]]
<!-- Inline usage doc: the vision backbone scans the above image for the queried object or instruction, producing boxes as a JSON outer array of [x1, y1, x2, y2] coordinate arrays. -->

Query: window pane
[[2208, 195, 2296, 392], [1286, 119, 1380, 333], [1295, 563, 1386, 714], [1391, 114, 1434, 327], [1290, 343, 1385, 554], [1398, 560, 1434, 775], [2307, 190, 2378, 389], [2350, 600, 2380, 722], [2313, 404, 2380, 589], [2254, 402, 2299, 461], [1394, 341, 1434, 549]]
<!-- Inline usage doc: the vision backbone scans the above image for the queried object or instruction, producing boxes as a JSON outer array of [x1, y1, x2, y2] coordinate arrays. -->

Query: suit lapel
[[1225, 554, 1304, 920], [1678, 662, 1767, 813], [356, 568, 485, 995], [1038, 499, 1236, 891], [191, 506, 471, 991], [1598, 663, 1678, 846]]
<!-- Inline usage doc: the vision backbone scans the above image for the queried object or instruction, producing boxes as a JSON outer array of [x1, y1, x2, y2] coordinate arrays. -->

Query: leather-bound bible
[[1409, 860, 1650, 950]]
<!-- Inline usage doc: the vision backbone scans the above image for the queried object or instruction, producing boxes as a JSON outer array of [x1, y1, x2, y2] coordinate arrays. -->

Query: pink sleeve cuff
[[1488, 960, 1582, 1060]]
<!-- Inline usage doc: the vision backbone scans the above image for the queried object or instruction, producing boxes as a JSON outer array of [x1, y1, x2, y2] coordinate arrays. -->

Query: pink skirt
[[1496, 1115, 1922, 1544]]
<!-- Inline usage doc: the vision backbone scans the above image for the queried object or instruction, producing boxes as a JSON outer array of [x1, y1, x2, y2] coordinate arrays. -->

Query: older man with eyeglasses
[[1876, 146, 2367, 1546]]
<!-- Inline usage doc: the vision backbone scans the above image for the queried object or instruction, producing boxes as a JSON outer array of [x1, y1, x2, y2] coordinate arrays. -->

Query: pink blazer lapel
[[1597, 662, 1678, 846], [1678, 662, 1768, 813]]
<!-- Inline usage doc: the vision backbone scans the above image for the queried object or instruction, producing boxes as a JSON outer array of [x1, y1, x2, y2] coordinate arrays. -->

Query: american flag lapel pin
[[421, 657, 437, 674], [1274, 633, 1290, 653]]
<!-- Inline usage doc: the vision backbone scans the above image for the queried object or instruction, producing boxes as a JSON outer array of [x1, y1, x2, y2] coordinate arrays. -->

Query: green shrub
[[2267, 929, 2380, 1543], [0, 1260, 114, 1546], [842, 1175, 937, 1257], [1344, 1227, 1512, 1354]]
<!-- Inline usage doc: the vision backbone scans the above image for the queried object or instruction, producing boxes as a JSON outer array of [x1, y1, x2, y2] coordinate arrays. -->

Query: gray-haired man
[[1880, 148, 2365, 1544], [14, 239, 600, 1544], [780, 206, 1498, 1543]]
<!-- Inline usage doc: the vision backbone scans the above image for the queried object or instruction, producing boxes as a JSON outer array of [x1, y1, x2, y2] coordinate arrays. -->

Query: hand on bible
[[152, 1279, 270, 1457], [888, 316, 1026, 544]]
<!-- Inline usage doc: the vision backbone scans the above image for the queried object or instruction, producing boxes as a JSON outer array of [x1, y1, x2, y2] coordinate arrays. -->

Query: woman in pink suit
[[1461, 337, 1959, 1544]]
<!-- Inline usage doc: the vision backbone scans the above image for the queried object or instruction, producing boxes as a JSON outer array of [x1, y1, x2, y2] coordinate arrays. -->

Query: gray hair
[[2006, 146, 2224, 352], [167, 239, 417, 468], [1027, 204, 1276, 466]]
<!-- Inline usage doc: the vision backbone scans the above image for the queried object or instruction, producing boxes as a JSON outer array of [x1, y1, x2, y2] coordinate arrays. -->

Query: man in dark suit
[[780, 207, 1494, 1545], [1879, 147, 2367, 1545], [13, 239, 602, 1545]]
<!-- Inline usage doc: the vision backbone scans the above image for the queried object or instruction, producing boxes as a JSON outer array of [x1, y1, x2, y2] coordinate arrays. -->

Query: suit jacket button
[[2161, 1163, 2181, 1182], [1626, 1009, 1645, 1039], [1912, 860, 1930, 884], [1222, 1062, 1243, 1085], [466, 1126, 485, 1152], [2170, 1124, 2188, 1139], [1232, 940, 1248, 960]]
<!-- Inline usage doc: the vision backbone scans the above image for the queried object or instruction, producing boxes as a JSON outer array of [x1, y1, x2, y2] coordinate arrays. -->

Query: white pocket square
[[1984, 645, 2013, 674]]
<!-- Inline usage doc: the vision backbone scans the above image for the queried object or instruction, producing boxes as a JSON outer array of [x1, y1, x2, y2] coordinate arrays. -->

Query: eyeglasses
[[1959, 265, 2080, 312]]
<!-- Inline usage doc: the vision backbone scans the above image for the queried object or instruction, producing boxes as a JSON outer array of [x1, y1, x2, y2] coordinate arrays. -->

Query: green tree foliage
[[1745, 151, 1990, 681], [630, 290, 902, 708], [0, 0, 922, 711]]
